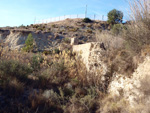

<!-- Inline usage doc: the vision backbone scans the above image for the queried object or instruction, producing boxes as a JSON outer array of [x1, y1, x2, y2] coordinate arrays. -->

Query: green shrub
[[0, 60, 32, 80], [22, 33, 34, 52], [63, 38, 71, 44], [107, 9, 123, 25], [83, 18, 92, 23], [38, 60, 66, 86], [54, 48, 60, 54], [31, 55, 43, 71], [111, 24, 125, 35]]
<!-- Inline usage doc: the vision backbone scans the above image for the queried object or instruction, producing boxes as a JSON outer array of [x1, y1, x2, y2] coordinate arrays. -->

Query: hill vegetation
[[0, 0, 150, 113]]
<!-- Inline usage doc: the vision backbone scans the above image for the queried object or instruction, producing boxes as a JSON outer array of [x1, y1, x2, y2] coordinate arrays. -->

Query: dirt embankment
[[0, 19, 109, 51]]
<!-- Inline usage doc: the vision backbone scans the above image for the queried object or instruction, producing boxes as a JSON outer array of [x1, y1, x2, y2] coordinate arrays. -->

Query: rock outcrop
[[108, 56, 150, 112], [73, 42, 107, 73], [0, 29, 62, 51], [72, 42, 108, 83]]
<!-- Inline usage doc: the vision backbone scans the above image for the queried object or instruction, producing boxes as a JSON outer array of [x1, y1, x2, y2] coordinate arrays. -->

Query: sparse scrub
[[68, 28, 79, 32], [96, 30, 124, 50]]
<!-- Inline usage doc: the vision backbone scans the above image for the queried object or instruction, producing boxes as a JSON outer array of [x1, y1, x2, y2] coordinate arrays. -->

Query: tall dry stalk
[[129, 0, 150, 22], [124, 0, 150, 53]]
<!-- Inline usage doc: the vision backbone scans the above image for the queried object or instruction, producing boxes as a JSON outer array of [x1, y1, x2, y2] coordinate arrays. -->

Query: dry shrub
[[110, 49, 135, 75], [96, 31, 124, 50], [123, 22, 150, 54], [2, 78, 24, 98], [38, 59, 67, 86], [66, 97, 88, 113], [134, 74, 150, 113], [129, 0, 150, 23], [0, 60, 32, 81], [140, 74, 150, 96], [28, 90, 63, 113], [65, 87, 98, 113], [124, 0, 150, 54], [96, 30, 135, 75], [97, 95, 129, 113]]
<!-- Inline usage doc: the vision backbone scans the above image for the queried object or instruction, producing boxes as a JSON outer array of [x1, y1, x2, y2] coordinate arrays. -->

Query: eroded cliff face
[[0, 29, 62, 51], [73, 42, 150, 112], [108, 56, 150, 112], [73, 42, 110, 90]]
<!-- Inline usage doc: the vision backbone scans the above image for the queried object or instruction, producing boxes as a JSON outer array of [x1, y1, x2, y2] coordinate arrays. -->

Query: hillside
[[1, 0, 150, 112], [0, 19, 109, 51]]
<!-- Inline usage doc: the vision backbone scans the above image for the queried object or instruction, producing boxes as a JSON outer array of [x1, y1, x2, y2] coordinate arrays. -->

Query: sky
[[0, 0, 129, 27]]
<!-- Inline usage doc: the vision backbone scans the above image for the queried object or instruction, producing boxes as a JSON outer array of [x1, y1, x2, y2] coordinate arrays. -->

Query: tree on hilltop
[[107, 9, 123, 25]]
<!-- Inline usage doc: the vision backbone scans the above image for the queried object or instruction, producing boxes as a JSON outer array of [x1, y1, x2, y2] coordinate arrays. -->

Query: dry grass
[[97, 95, 129, 113], [95, 30, 135, 76], [96, 30, 125, 50], [129, 0, 150, 23], [124, 0, 150, 54], [0, 48, 101, 113]]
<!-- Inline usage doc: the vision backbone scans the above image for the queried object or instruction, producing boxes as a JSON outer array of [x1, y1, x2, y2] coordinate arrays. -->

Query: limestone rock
[[108, 56, 150, 112], [73, 42, 107, 74]]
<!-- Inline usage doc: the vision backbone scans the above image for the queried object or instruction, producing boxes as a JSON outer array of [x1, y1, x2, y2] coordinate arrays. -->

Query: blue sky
[[0, 0, 129, 27]]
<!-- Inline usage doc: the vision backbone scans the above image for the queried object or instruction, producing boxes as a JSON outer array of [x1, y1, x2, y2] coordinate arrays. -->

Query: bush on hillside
[[31, 55, 43, 71], [0, 60, 32, 81], [111, 24, 125, 35], [123, 0, 150, 54], [107, 9, 123, 25], [22, 33, 34, 52], [83, 18, 92, 23], [63, 37, 71, 44]]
